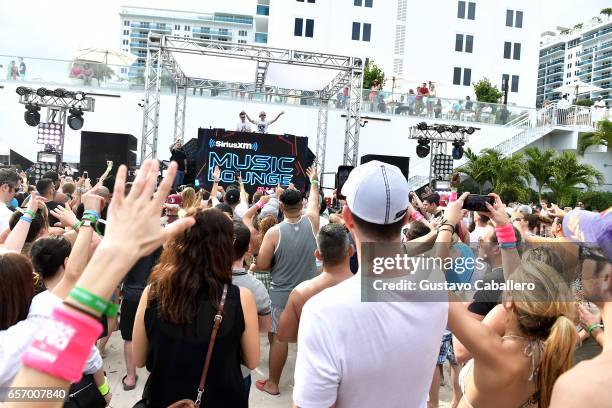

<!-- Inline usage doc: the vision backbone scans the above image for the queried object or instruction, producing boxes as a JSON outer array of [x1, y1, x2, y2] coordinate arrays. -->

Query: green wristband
[[72, 221, 83, 231], [587, 323, 603, 335], [23, 209, 36, 219], [68, 287, 118, 317], [98, 377, 110, 396], [311, 180, 319, 186]]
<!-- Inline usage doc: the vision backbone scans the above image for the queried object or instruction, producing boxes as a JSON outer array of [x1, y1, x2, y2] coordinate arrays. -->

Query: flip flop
[[122, 374, 138, 391], [255, 380, 280, 397]]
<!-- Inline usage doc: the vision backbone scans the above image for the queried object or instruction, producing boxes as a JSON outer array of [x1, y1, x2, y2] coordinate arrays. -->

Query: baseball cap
[[563, 208, 612, 262], [341, 160, 409, 225], [518, 204, 532, 214], [166, 194, 183, 205]]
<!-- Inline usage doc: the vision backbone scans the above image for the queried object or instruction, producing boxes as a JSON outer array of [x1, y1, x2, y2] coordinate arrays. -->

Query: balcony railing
[[213, 15, 253, 25], [595, 52, 612, 62], [192, 27, 232, 37], [593, 64, 612, 73], [576, 59, 593, 66]]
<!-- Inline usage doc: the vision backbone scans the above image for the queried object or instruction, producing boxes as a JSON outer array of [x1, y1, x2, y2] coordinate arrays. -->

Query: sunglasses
[[579, 245, 608, 263]]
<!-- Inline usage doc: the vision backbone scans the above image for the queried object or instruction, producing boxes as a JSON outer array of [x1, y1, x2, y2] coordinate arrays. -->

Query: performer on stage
[[246, 111, 284, 134], [169, 140, 187, 189], [236, 111, 252, 132]]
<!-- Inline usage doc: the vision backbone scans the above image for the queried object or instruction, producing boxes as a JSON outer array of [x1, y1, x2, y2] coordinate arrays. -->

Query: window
[[463, 68, 472, 85], [394, 25, 406, 54], [502, 74, 510, 90], [465, 35, 473, 52], [457, 1, 465, 18], [365, 0, 373, 6], [511, 75, 519, 92], [453, 67, 462, 85], [362, 23, 371, 41], [352, 22, 361, 40], [239, 30, 247, 36], [122, 39, 128, 45], [513, 43, 521, 60], [124, 20, 130, 26], [123, 29, 129, 35], [294, 18, 303, 36], [308, 0, 316, 2], [174, 24, 180, 30], [238, 39, 247, 44], [567, 63, 572, 69], [506, 10, 523, 28], [504, 42, 512, 59], [354, 0, 362, 5], [566, 73, 571, 78], [393, 58, 404, 75], [184, 25, 190, 31], [467, 2, 475, 20], [305, 19, 314, 37], [455, 34, 463, 52]]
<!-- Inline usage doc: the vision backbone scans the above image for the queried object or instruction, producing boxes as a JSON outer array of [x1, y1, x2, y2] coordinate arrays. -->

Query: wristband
[[449, 191, 458, 202], [587, 323, 604, 335], [438, 226, 454, 234], [439, 222, 456, 235], [83, 210, 101, 220], [499, 242, 517, 249], [19, 216, 33, 224], [310, 180, 319, 186], [98, 376, 110, 396], [21, 305, 103, 383], [23, 209, 36, 219], [495, 224, 516, 244], [72, 221, 83, 231], [68, 287, 119, 317], [255, 200, 265, 210]]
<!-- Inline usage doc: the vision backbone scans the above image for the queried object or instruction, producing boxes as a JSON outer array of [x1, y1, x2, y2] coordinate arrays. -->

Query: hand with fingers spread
[[306, 166, 318, 183], [275, 184, 284, 198], [26, 191, 47, 214], [480, 193, 511, 227], [547, 203, 566, 218], [50, 204, 79, 229], [579, 304, 601, 332], [213, 165, 221, 183]]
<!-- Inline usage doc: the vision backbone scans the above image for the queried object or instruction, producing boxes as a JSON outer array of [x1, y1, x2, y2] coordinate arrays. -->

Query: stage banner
[[196, 128, 314, 196]]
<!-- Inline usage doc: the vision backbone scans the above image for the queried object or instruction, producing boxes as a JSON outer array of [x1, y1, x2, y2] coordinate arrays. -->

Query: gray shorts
[[270, 304, 284, 333]]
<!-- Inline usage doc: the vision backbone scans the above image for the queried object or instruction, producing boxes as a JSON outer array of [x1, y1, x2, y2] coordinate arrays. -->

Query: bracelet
[[255, 200, 265, 210], [311, 180, 319, 186], [587, 323, 604, 335], [23, 209, 36, 219], [499, 242, 517, 249], [83, 210, 101, 220], [72, 221, 83, 231], [68, 287, 119, 317], [19, 216, 33, 224], [98, 376, 110, 396], [495, 224, 516, 244], [438, 226, 454, 234], [63, 300, 101, 321], [439, 222, 456, 234]]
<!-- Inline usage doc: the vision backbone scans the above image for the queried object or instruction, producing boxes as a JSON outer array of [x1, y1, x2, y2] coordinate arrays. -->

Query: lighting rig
[[408, 122, 480, 189], [16, 87, 95, 172]]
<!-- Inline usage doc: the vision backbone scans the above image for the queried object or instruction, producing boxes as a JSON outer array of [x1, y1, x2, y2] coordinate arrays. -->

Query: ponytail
[[537, 315, 577, 408]]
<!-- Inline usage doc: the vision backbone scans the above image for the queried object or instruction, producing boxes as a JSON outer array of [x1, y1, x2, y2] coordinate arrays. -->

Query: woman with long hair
[[180, 187, 198, 210], [132, 208, 259, 407]]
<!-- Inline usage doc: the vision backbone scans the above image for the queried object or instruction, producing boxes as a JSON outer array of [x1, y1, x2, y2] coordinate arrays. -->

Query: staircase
[[407, 103, 599, 191]]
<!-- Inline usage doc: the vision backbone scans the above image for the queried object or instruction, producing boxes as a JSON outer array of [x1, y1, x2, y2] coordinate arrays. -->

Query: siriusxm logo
[[209, 139, 258, 151]]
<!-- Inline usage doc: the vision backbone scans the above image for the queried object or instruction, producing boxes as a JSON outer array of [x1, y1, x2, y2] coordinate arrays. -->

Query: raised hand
[[306, 166, 318, 182], [443, 192, 469, 226], [482, 193, 511, 227], [213, 166, 221, 182], [50, 204, 78, 229], [82, 193, 103, 214], [26, 191, 46, 213]]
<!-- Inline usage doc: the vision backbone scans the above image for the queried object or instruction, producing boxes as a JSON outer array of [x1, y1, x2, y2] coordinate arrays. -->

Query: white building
[[266, 0, 540, 107], [537, 18, 612, 108], [119, 4, 270, 78]]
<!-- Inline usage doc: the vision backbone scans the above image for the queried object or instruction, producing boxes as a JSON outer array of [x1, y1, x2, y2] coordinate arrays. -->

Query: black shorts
[[120, 299, 139, 341]]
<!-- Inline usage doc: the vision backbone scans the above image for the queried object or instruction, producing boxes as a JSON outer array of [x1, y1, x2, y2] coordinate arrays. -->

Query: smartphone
[[83, 171, 88, 179], [462, 194, 494, 212], [336, 165, 354, 201]]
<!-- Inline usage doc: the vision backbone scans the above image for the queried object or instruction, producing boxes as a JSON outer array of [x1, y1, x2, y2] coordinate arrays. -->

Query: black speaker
[[360, 154, 410, 181], [80, 132, 137, 180]]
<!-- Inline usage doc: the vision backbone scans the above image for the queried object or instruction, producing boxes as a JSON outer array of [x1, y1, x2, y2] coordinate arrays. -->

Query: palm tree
[[524, 147, 555, 201], [547, 151, 604, 207], [601, 8, 612, 20], [487, 150, 530, 203], [578, 119, 612, 155], [456, 148, 496, 193]]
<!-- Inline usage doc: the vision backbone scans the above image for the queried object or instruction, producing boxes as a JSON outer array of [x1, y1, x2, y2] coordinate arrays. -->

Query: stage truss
[[141, 34, 364, 183]]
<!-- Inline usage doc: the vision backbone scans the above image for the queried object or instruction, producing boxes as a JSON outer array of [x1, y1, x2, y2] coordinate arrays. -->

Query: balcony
[[539, 45, 565, 57], [576, 59, 593, 67], [130, 33, 148, 39], [130, 41, 147, 49], [577, 69, 592, 76], [257, 5, 269, 16], [595, 52, 612, 62], [546, 68, 563, 75], [255, 32, 268, 43], [193, 27, 232, 37], [150, 25, 171, 33], [213, 15, 253, 25], [593, 74, 611, 82], [130, 23, 150, 30], [546, 77, 563, 85]]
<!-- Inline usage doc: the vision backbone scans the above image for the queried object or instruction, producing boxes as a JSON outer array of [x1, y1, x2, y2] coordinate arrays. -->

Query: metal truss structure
[[141, 34, 364, 179], [18, 93, 95, 165]]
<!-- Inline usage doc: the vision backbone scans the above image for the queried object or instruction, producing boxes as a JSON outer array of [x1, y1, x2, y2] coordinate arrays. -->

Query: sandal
[[122, 374, 138, 391], [255, 380, 280, 396]]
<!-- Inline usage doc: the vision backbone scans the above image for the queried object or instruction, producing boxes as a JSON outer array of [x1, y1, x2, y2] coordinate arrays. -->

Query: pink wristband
[[410, 211, 424, 221], [255, 200, 265, 209], [22, 305, 102, 383], [495, 224, 516, 244], [449, 191, 458, 202]]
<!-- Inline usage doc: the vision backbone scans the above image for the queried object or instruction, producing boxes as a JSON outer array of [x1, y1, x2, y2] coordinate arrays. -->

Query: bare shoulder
[[551, 357, 612, 407]]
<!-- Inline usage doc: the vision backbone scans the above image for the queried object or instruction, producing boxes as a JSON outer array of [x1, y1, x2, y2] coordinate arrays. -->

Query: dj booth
[[195, 128, 315, 196]]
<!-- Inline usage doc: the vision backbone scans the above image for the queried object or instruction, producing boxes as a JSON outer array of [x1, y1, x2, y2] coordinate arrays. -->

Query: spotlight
[[436, 125, 447, 134], [37, 123, 64, 146], [417, 122, 429, 131], [450, 125, 459, 133], [466, 127, 475, 135], [74, 91, 86, 101], [416, 138, 430, 158], [53, 88, 67, 97], [24, 104, 41, 127], [452, 140, 465, 160], [433, 154, 454, 179], [36, 87, 53, 97], [67, 108, 84, 130], [16, 86, 32, 96]]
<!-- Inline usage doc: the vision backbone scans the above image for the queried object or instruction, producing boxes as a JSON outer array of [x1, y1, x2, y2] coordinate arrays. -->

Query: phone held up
[[462, 194, 494, 212]]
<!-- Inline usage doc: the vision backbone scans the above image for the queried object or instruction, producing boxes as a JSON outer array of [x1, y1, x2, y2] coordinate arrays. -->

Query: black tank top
[[144, 283, 246, 408]]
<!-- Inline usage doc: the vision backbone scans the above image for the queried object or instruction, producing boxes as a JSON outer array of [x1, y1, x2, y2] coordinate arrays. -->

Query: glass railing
[[576, 59, 593, 66], [0, 54, 536, 127], [595, 52, 612, 62], [257, 5, 270, 16], [540, 46, 565, 57], [582, 33, 596, 41], [593, 64, 612, 72], [255, 32, 268, 43], [213, 15, 253, 25], [192, 28, 232, 36]]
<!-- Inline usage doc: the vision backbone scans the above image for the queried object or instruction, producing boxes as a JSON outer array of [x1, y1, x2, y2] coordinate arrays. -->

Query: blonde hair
[[504, 260, 577, 408], [181, 187, 198, 209]]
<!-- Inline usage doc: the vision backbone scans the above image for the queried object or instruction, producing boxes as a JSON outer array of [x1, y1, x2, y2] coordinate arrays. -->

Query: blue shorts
[[437, 333, 457, 366]]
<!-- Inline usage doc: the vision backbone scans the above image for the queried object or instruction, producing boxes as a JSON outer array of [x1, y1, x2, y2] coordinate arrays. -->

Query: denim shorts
[[437, 333, 458, 365]]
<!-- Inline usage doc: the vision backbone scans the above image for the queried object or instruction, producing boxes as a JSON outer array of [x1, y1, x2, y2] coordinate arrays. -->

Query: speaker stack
[[80, 131, 137, 180], [360, 154, 410, 181]]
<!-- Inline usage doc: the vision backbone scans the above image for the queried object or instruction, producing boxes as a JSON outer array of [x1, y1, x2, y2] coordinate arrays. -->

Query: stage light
[[74, 91, 86, 101], [16, 86, 33, 96], [54, 88, 67, 97], [436, 125, 447, 134], [417, 122, 429, 131], [24, 104, 41, 127], [452, 140, 465, 160], [450, 125, 459, 133], [433, 154, 454, 179], [466, 127, 475, 135], [37, 123, 64, 146], [36, 87, 54, 97], [67, 108, 84, 130], [416, 138, 430, 158]]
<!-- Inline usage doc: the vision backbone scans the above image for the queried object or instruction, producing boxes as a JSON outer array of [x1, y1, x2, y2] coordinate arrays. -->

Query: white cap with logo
[[341, 160, 409, 225]]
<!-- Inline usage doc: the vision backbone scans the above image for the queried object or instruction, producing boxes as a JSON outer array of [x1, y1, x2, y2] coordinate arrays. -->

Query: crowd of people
[[0, 156, 610, 408]]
